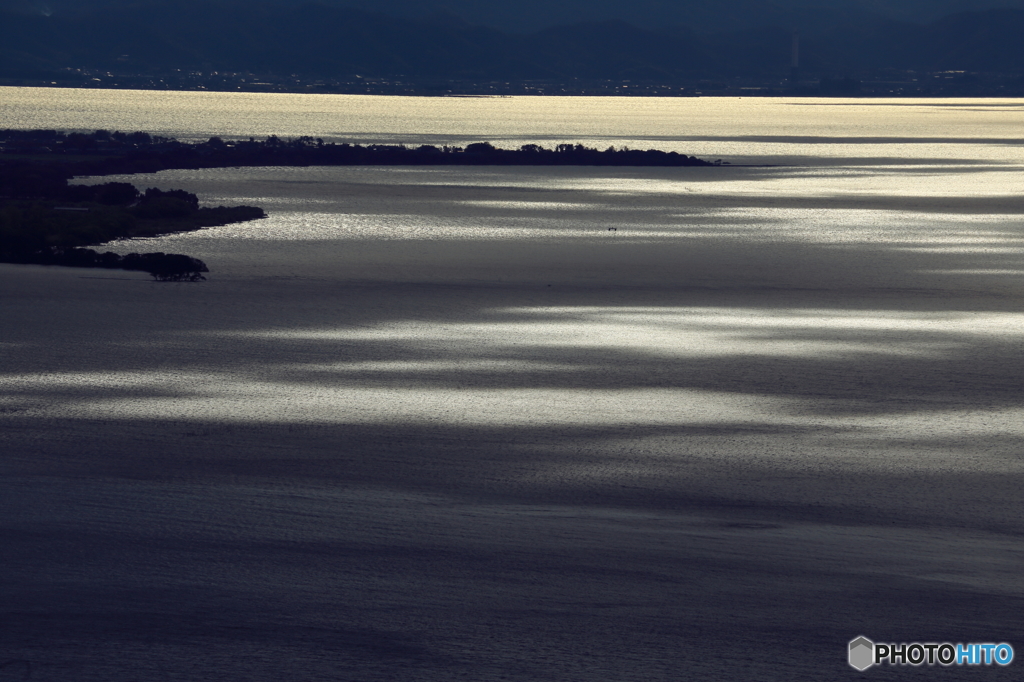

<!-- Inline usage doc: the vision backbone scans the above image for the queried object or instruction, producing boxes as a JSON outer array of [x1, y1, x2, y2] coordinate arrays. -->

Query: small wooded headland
[[0, 184, 264, 280]]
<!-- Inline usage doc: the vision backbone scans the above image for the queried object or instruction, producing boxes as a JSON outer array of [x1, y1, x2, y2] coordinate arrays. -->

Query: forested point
[[0, 129, 721, 176], [0, 182, 265, 280], [1, 136, 269, 279]]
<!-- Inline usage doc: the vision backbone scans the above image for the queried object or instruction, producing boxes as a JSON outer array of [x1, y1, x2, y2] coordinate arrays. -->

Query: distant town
[[5, 66, 1023, 98]]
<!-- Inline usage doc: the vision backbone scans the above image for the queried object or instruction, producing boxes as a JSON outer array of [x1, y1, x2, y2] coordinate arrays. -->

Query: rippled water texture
[[4, 86, 1024, 163], [2, 91, 1024, 681]]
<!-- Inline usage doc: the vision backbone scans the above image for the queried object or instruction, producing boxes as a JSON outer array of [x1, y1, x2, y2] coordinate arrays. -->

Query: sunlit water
[[4, 86, 1024, 164], [3, 89, 1024, 681], [25, 90, 1024, 448]]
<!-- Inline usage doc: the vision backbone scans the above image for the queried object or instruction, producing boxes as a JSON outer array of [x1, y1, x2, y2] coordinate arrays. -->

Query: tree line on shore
[[0, 146, 266, 280], [1, 129, 719, 177]]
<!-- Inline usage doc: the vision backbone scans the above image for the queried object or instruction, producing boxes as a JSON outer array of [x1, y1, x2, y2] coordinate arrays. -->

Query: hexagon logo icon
[[849, 636, 875, 671]]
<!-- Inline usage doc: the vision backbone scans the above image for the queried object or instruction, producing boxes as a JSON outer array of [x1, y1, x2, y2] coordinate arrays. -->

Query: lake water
[[2, 88, 1024, 681], [4, 86, 1024, 164]]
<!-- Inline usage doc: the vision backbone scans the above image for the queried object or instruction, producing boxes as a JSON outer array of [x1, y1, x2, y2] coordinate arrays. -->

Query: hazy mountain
[[3, 1, 1024, 83], [5, 0, 1024, 33], [333, 0, 1024, 33]]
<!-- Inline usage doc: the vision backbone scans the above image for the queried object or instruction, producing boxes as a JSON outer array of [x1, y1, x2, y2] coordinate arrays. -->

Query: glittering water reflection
[[7, 89, 1024, 165], [220, 306, 1024, 351], [6, 301, 1024, 458]]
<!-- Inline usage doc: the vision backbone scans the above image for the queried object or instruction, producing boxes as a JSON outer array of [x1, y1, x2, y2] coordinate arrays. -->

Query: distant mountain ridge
[[2, 1, 1024, 84], [5, 0, 1024, 32]]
